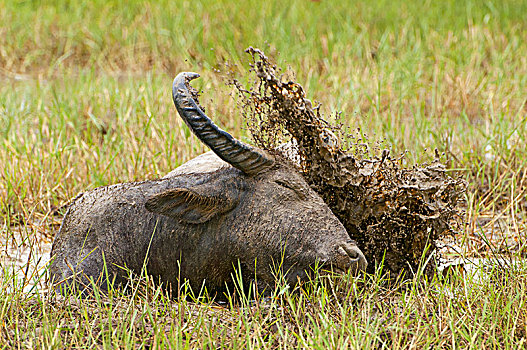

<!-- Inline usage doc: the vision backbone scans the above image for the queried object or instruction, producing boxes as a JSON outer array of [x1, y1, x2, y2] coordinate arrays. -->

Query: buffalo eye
[[274, 180, 306, 199]]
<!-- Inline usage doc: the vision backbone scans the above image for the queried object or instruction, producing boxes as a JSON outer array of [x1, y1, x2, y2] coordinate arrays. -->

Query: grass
[[3, 260, 527, 348], [1, 0, 526, 348]]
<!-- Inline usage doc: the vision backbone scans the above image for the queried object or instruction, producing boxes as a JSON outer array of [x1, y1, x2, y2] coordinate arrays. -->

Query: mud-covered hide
[[50, 71, 368, 297], [50, 153, 366, 297]]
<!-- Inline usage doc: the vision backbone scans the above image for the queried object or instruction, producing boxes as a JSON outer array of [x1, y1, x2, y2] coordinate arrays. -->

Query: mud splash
[[232, 48, 466, 276]]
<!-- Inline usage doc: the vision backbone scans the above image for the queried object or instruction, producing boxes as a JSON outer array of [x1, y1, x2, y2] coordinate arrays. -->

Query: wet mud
[[231, 48, 466, 276]]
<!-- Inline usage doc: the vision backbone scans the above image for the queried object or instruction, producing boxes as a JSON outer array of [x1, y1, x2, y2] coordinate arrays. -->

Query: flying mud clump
[[231, 47, 466, 276]]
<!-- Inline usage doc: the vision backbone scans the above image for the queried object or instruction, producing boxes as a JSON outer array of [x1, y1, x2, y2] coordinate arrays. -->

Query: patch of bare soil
[[231, 48, 466, 276], [1, 227, 51, 293]]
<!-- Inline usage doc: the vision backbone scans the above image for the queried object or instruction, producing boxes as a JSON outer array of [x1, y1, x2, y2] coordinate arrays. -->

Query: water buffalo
[[49, 72, 367, 297]]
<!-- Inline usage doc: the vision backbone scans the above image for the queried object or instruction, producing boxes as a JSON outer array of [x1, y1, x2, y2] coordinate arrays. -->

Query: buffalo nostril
[[347, 247, 361, 260], [339, 244, 360, 260], [337, 243, 368, 274], [337, 246, 348, 257]]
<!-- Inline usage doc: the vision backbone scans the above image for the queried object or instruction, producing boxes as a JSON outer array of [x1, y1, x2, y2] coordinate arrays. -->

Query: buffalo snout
[[332, 241, 368, 275]]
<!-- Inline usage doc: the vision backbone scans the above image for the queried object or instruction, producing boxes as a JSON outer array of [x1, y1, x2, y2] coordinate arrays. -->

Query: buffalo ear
[[145, 176, 243, 224]]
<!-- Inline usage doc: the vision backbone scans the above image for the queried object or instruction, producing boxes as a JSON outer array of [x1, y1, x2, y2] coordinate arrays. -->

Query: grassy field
[[1, 0, 526, 348]]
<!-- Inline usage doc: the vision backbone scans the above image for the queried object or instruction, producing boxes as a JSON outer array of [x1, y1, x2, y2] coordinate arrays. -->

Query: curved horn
[[172, 72, 274, 175]]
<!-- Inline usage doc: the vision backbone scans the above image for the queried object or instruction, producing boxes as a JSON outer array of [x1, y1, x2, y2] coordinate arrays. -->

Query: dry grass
[[3, 259, 527, 348]]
